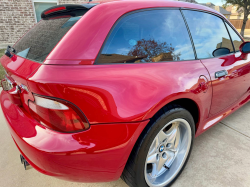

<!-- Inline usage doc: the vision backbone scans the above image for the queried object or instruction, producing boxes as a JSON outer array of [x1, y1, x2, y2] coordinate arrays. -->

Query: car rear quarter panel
[[28, 60, 212, 129]]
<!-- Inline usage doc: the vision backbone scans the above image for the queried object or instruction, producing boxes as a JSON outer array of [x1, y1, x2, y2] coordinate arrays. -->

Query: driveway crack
[[220, 122, 250, 139]]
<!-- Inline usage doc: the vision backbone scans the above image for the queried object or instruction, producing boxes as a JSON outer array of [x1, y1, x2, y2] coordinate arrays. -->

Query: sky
[[196, 0, 224, 6]]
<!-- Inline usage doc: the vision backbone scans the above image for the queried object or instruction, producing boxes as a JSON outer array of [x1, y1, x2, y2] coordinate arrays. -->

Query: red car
[[1, 0, 250, 186]]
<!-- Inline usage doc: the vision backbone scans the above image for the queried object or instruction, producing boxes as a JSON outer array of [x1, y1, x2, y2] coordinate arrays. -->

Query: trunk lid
[[0, 55, 41, 112]]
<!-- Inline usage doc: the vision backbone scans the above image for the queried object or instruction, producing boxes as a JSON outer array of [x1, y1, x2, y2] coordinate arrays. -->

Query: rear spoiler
[[41, 4, 98, 20]]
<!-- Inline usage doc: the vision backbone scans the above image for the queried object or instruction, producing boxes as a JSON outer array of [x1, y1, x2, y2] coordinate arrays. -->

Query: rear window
[[14, 17, 81, 63]]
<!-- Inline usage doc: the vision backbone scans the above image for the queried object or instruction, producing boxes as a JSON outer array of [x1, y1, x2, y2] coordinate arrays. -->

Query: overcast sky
[[196, 0, 225, 6]]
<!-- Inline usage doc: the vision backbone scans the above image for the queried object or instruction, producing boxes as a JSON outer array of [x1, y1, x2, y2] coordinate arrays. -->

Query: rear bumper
[[1, 90, 149, 182]]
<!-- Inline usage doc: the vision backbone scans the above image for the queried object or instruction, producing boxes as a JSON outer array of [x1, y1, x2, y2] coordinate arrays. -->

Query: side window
[[183, 10, 234, 59], [225, 22, 243, 52], [97, 9, 195, 64]]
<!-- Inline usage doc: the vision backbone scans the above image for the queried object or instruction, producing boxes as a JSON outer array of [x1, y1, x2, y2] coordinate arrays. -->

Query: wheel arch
[[143, 97, 200, 132], [155, 98, 200, 130]]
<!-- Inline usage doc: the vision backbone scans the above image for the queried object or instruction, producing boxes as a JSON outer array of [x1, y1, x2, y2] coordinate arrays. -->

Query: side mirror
[[212, 48, 230, 57], [240, 42, 250, 54]]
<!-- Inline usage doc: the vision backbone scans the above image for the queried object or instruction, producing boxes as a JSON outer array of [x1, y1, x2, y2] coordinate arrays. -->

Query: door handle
[[215, 70, 228, 78]]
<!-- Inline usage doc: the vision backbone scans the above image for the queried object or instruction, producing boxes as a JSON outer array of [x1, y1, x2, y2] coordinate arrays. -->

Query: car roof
[[83, 0, 225, 18], [47, 0, 228, 62]]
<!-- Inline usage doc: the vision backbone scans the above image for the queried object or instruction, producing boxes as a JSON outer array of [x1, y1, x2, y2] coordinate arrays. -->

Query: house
[[176, 1, 231, 19], [216, 37, 242, 52], [152, 52, 174, 62], [0, 0, 87, 48], [198, 2, 231, 19], [213, 6, 232, 19], [226, 5, 250, 20]]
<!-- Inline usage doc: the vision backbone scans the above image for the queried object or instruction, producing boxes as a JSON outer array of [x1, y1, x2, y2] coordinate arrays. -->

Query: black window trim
[[224, 20, 244, 42], [224, 20, 244, 52], [94, 7, 197, 65], [223, 19, 236, 53]]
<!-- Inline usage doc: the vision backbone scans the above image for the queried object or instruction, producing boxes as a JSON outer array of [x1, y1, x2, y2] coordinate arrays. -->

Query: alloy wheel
[[144, 118, 192, 187]]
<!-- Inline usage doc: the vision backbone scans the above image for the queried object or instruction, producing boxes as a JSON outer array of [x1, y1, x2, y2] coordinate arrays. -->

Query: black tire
[[121, 104, 195, 187]]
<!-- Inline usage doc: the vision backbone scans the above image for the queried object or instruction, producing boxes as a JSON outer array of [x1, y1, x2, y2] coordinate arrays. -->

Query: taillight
[[28, 95, 89, 133], [44, 6, 66, 15]]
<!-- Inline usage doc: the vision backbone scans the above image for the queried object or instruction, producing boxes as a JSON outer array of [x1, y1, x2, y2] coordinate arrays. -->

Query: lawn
[[0, 49, 5, 80]]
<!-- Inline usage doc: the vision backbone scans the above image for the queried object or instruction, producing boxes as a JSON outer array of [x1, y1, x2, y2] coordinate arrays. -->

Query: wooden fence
[[229, 19, 250, 29]]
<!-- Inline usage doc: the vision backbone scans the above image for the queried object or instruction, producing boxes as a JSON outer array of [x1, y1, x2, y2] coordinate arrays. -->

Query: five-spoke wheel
[[121, 106, 195, 187], [145, 119, 192, 187]]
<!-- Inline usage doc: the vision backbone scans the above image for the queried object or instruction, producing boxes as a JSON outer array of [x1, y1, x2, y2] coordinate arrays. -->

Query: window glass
[[34, 2, 57, 22], [14, 16, 82, 63], [183, 10, 234, 59], [97, 9, 195, 64], [225, 22, 243, 52]]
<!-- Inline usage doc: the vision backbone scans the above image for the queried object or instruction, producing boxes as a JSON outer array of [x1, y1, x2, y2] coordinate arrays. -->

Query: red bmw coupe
[[1, 0, 250, 186]]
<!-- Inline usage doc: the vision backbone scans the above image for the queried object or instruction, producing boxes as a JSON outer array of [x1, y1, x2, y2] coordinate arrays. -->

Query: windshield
[[14, 16, 82, 63]]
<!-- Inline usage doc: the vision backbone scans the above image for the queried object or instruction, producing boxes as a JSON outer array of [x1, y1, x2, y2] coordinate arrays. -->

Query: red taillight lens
[[28, 95, 89, 133], [44, 6, 66, 15]]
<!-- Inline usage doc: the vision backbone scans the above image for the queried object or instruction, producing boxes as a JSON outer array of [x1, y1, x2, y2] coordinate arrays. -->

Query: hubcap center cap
[[159, 145, 164, 152]]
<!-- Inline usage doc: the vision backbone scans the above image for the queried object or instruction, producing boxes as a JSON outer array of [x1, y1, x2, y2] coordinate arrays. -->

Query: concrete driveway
[[1, 100, 250, 187]]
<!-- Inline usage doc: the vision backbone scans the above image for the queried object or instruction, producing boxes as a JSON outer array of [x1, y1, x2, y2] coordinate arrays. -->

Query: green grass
[[0, 49, 5, 81], [0, 49, 4, 56]]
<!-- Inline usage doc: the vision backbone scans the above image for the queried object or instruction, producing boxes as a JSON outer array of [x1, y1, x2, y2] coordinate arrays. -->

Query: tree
[[128, 39, 181, 62], [224, 0, 250, 37]]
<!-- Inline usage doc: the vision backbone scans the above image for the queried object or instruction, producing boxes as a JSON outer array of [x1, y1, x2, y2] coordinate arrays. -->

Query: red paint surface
[[1, 90, 149, 182], [201, 53, 250, 116], [27, 60, 212, 124], [0, 0, 250, 182]]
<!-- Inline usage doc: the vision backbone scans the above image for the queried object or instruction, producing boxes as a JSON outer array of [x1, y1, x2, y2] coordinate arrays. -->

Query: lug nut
[[166, 143, 171, 148], [162, 152, 167, 158], [156, 154, 159, 160]]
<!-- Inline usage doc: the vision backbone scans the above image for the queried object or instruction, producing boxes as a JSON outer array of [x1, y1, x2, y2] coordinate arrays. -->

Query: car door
[[182, 10, 250, 116]]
